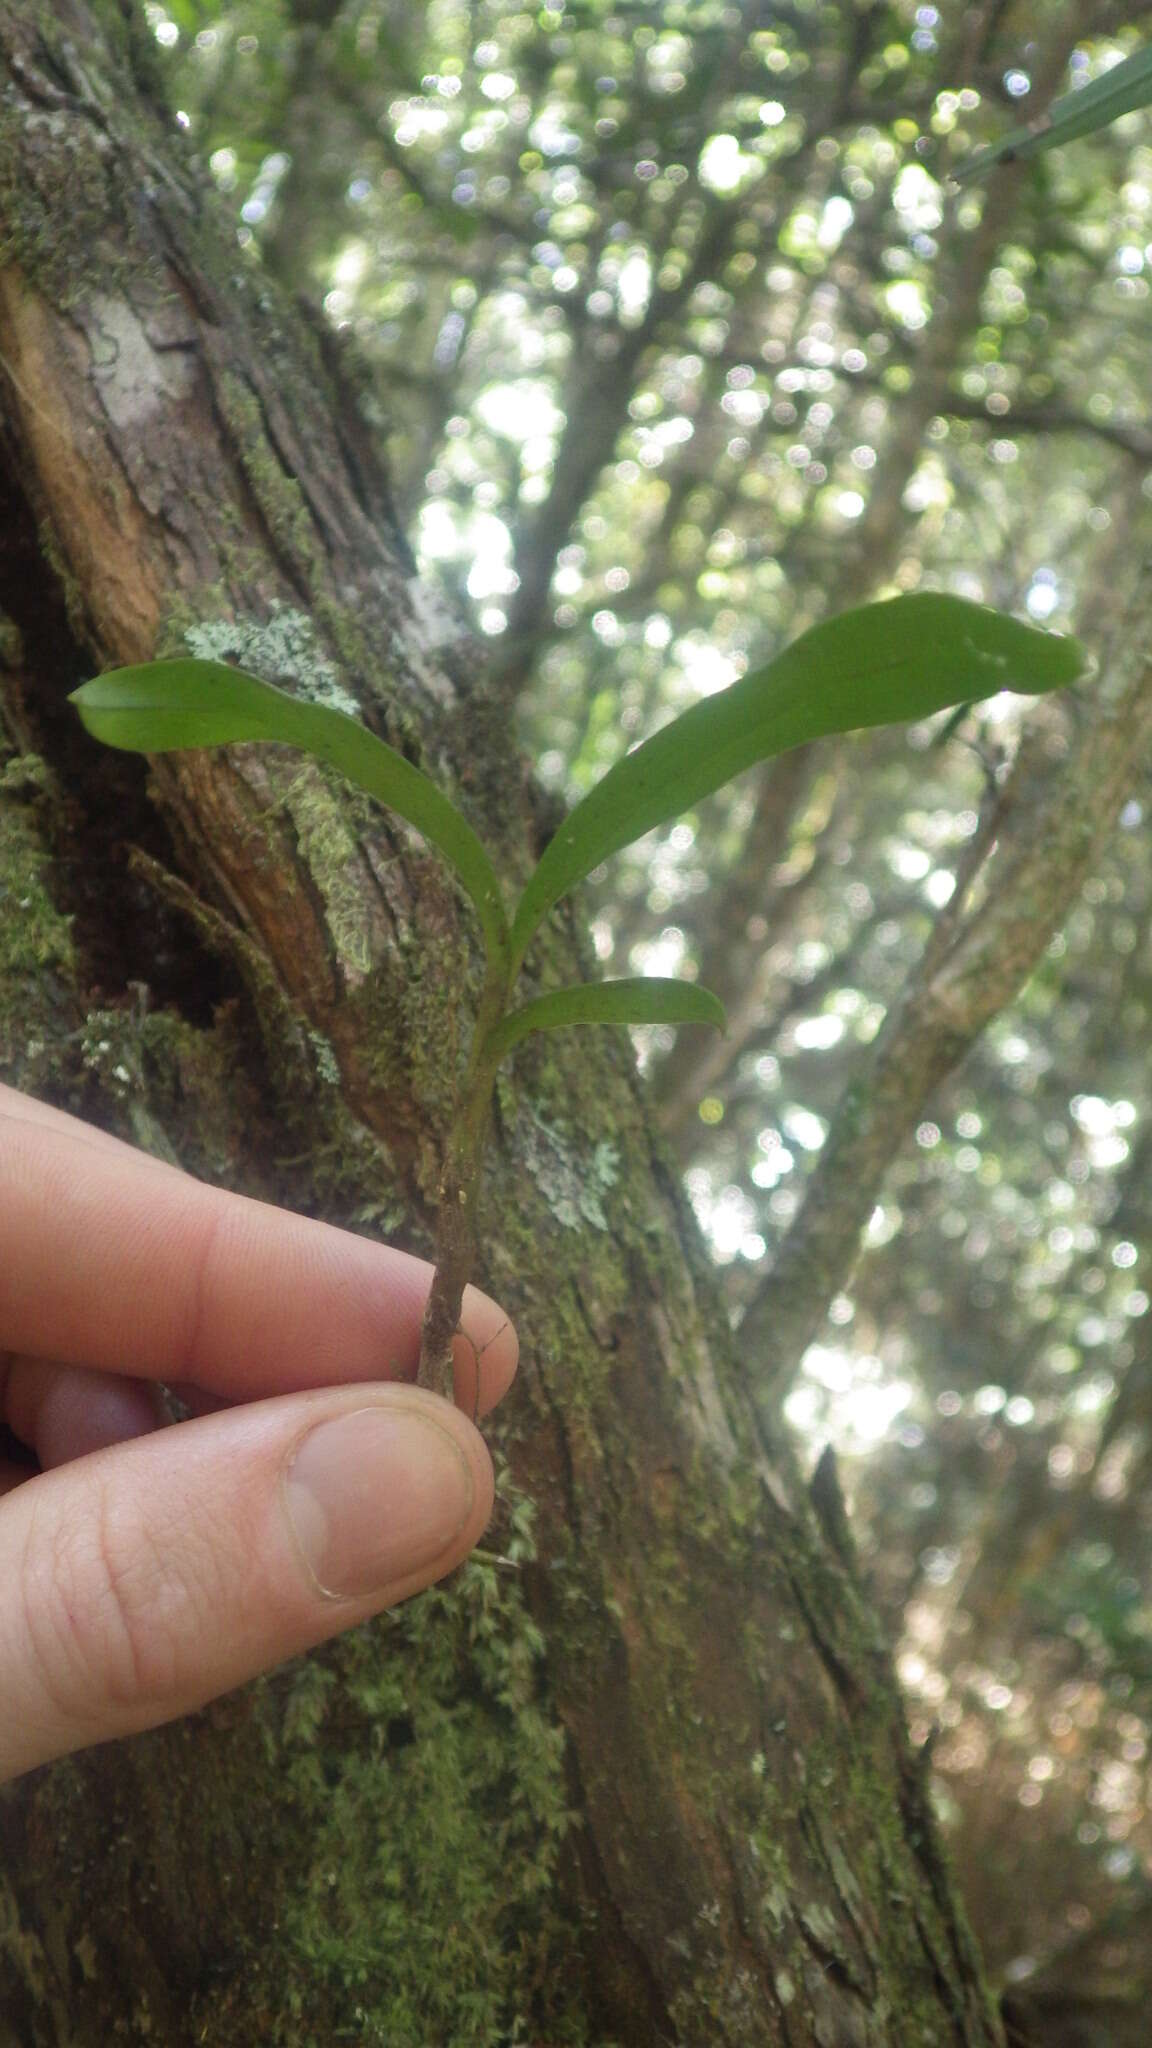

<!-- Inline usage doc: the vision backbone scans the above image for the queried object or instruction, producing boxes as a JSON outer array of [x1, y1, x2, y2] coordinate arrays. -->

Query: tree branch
[[739, 559, 1152, 1413], [941, 395, 1152, 462], [652, 744, 824, 1141]]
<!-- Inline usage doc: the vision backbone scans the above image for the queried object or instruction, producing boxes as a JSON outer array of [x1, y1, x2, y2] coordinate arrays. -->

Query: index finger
[[0, 1113, 517, 1414]]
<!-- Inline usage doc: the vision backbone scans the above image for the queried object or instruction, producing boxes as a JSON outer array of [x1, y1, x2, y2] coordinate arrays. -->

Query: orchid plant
[[72, 593, 1083, 1405]]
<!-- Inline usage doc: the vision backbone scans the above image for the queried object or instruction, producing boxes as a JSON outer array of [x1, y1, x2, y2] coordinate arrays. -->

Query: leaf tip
[[699, 986, 728, 1035], [1038, 627, 1090, 693]]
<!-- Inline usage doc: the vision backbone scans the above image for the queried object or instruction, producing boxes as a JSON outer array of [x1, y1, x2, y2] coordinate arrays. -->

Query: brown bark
[[0, 6, 1008, 2042]]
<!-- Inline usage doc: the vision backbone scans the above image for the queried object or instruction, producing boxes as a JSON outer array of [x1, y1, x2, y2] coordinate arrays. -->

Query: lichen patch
[[87, 293, 197, 432]]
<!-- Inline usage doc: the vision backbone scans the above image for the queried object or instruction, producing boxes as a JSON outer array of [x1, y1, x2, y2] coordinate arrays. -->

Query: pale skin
[[0, 1082, 517, 1783]]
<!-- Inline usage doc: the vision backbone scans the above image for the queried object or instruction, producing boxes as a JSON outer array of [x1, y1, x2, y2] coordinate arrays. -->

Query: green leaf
[[70, 659, 510, 970], [486, 978, 726, 1061], [953, 45, 1152, 186], [510, 594, 1084, 969]]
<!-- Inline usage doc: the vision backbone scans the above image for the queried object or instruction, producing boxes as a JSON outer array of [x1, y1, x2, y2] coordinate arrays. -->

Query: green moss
[[0, 750, 78, 1089], [36, 517, 89, 645], [0, 614, 22, 670], [0, 29, 140, 310], [282, 770, 378, 980], [217, 374, 317, 571], [0, 1867, 49, 2008], [307, 1029, 341, 1088], [0, 115, 89, 302], [733, 1619, 993, 2045], [136, 1007, 267, 1182], [248, 1466, 591, 2048], [352, 911, 480, 1156]]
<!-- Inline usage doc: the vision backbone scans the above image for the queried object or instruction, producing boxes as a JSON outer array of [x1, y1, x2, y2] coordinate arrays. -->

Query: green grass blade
[[487, 978, 726, 1061], [954, 45, 1152, 185], [510, 595, 1083, 970], [71, 659, 510, 970]]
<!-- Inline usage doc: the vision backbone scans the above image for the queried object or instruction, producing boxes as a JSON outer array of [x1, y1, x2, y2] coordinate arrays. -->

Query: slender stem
[[416, 958, 510, 1409]]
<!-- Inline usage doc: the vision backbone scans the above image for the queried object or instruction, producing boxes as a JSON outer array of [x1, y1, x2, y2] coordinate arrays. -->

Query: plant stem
[[417, 960, 509, 1410]]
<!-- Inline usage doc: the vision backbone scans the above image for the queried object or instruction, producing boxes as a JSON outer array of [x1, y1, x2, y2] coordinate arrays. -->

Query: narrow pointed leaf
[[954, 45, 1152, 186], [71, 659, 510, 969], [511, 594, 1084, 969], [486, 978, 726, 1061]]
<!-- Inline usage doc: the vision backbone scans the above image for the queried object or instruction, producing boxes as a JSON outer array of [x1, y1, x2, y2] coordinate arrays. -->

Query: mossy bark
[[0, 6, 1005, 2042]]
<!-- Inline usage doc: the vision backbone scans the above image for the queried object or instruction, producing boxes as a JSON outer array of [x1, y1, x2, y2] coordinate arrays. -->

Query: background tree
[[2, 0, 1152, 2042]]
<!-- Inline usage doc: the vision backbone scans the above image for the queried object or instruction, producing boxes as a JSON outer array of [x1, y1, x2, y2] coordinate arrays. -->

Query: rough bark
[[0, 6, 1008, 2042]]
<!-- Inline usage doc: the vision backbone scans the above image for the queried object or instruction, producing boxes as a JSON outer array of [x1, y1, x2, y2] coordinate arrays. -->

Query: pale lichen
[[516, 1102, 620, 1231], [307, 1030, 341, 1087], [184, 604, 360, 716]]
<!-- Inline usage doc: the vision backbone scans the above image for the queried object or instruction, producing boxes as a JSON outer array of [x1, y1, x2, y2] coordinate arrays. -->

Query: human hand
[[0, 1083, 516, 1783]]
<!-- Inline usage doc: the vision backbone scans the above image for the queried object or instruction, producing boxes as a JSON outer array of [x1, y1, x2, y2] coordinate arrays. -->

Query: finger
[[4, 1357, 166, 1468], [0, 1116, 518, 1416], [0, 1081, 173, 1168], [0, 1383, 491, 1782], [167, 1308, 505, 1423]]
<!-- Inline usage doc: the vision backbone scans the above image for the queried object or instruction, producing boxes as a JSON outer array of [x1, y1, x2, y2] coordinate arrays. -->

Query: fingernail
[[282, 1404, 474, 1599]]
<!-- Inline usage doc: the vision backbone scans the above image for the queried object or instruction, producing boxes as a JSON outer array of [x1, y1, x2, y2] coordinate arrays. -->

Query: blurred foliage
[[150, 0, 1152, 2034]]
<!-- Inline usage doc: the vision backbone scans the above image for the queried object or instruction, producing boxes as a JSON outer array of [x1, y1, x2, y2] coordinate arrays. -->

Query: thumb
[[0, 1385, 490, 1782]]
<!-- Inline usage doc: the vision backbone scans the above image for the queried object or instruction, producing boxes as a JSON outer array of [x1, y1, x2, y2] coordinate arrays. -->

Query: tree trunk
[[0, 6, 1006, 2042]]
